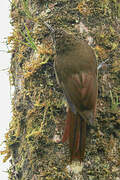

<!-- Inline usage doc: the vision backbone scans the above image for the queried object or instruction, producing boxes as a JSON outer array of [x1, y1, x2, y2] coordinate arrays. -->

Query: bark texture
[[2, 0, 120, 179]]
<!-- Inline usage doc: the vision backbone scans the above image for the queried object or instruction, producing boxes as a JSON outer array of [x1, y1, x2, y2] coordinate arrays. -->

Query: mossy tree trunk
[[2, 0, 120, 179]]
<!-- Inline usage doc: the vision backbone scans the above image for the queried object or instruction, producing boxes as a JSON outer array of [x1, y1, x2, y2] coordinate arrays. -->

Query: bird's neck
[[55, 31, 76, 55]]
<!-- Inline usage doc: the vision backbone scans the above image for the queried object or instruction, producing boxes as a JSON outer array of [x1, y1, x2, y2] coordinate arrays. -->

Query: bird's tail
[[62, 108, 86, 161]]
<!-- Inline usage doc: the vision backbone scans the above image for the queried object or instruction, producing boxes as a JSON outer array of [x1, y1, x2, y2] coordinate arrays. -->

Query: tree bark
[[3, 0, 120, 179]]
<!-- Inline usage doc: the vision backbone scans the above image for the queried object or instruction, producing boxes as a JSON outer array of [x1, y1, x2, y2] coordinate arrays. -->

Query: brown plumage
[[54, 30, 97, 161]]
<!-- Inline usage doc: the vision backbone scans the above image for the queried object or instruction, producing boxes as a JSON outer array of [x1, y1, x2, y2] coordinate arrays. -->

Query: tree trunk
[[3, 0, 120, 179]]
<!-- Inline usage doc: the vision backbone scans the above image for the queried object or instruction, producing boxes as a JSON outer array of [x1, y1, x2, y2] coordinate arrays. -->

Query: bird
[[54, 29, 98, 162]]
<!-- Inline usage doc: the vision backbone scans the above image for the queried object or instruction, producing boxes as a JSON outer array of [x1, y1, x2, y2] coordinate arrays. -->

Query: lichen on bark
[[1, 0, 120, 179]]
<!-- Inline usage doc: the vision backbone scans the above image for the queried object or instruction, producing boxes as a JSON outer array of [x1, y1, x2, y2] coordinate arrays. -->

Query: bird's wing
[[62, 72, 97, 123]]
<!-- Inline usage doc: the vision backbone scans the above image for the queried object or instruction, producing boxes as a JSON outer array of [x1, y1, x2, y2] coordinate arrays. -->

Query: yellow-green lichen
[[1, 0, 120, 179]]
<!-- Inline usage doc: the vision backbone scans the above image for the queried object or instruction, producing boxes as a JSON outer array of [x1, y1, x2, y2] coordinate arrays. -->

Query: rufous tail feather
[[62, 108, 86, 162]]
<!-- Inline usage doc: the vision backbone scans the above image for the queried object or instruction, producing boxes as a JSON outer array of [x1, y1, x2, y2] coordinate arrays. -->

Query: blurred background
[[0, 0, 12, 179]]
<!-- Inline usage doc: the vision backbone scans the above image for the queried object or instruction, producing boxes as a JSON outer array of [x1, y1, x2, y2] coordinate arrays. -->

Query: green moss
[[1, 0, 120, 179]]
